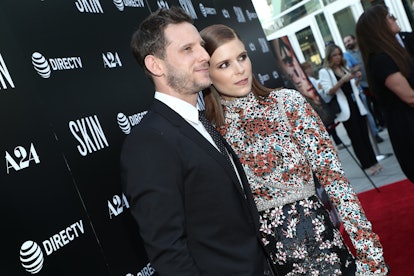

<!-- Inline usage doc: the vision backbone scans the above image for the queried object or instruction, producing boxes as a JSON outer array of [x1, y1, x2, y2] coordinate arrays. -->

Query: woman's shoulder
[[318, 67, 332, 79], [270, 88, 305, 105], [369, 52, 392, 64], [369, 52, 396, 72], [271, 87, 299, 95]]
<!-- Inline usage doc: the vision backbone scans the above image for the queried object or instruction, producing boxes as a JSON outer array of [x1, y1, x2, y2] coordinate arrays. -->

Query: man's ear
[[144, 55, 163, 77]]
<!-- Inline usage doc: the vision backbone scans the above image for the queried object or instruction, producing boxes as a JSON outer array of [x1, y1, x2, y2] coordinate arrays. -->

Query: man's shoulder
[[344, 51, 358, 66]]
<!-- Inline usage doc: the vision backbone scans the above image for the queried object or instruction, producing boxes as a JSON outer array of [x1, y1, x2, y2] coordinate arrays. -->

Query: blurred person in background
[[302, 61, 347, 149], [357, 4, 414, 183], [318, 44, 383, 176], [343, 34, 385, 143]]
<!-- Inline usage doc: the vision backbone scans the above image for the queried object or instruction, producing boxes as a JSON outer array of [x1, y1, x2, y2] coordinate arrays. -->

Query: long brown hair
[[200, 24, 273, 126], [356, 5, 411, 83]]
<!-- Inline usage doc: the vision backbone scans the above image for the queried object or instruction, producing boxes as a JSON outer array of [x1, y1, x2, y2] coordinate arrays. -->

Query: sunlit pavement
[[333, 123, 406, 194]]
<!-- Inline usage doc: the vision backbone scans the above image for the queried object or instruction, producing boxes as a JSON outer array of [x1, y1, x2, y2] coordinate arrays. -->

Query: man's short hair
[[130, 6, 193, 77]]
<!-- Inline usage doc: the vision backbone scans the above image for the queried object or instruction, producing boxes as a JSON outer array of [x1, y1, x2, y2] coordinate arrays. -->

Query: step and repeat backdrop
[[0, 0, 284, 275]]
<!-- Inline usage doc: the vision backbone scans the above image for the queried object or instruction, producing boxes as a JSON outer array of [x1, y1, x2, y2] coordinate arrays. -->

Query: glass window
[[252, 0, 321, 37], [360, 0, 385, 9], [296, 26, 322, 68], [334, 7, 356, 39], [315, 12, 333, 46], [402, 0, 414, 29]]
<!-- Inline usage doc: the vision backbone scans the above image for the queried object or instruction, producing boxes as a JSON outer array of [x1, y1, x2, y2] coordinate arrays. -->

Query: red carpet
[[340, 179, 414, 275]]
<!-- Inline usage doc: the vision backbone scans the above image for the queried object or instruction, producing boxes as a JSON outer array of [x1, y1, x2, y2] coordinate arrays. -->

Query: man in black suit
[[121, 7, 267, 275]]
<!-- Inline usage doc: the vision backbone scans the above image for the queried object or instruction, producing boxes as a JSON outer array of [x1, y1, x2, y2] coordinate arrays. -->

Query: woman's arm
[[285, 91, 388, 275], [318, 68, 354, 96], [385, 72, 414, 107]]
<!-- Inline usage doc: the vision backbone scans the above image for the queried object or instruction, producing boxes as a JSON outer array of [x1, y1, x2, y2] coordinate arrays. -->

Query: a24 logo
[[5, 143, 40, 174], [108, 193, 130, 219]]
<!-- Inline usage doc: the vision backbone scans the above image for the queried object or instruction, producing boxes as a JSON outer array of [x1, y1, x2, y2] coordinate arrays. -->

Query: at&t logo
[[117, 111, 147, 134], [31, 52, 83, 79], [0, 53, 15, 90], [31, 52, 50, 78], [19, 220, 85, 274], [20, 241, 44, 274], [5, 143, 40, 174], [113, 0, 145, 11]]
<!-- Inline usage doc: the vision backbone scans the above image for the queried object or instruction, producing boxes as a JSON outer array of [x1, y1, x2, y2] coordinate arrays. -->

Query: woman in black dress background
[[357, 5, 414, 183]]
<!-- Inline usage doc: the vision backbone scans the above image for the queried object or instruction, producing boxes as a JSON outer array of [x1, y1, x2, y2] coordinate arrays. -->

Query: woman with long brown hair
[[357, 5, 414, 183], [201, 24, 388, 275]]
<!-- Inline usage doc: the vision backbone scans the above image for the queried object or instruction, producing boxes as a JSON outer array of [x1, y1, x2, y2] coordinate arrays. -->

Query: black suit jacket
[[121, 99, 266, 275]]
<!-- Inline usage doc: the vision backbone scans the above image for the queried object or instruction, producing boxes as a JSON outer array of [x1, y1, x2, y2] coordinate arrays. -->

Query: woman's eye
[[239, 54, 247, 61], [219, 62, 229, 69]]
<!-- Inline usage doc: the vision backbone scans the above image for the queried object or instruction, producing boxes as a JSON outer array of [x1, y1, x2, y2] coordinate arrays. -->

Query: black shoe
[[375, 135, 384, 143]]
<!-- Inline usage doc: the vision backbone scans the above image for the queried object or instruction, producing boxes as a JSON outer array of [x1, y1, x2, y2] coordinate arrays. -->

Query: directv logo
[[199, 4, 216, 17], [20, 241, 44, 274], [113, 0, 145, 11], [31, 52, 51, 79], [31, 52, 83, 78], [117, 111, 147, 134], [113, 0, 124, 11], [19, 220, 85, 274]]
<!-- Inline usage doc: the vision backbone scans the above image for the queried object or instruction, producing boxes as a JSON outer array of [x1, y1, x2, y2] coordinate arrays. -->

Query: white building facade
[[253, 0, 414, 69]]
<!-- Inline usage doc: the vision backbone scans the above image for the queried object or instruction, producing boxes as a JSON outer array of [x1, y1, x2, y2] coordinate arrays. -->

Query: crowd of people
[[299, 4, 414, 183], [119, 5, 397, 276]]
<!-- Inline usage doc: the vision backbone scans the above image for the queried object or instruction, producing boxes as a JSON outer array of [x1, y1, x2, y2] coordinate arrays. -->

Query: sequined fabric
[[260, 195, 355, 275]]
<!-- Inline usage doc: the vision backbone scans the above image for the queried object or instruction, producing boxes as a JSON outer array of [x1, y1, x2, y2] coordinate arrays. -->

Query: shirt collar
[[154, 91, 199, 124]]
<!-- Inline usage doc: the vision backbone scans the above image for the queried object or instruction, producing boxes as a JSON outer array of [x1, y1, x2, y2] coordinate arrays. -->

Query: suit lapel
[[151, 100, 246, 194], [151, 100, 261, 232]]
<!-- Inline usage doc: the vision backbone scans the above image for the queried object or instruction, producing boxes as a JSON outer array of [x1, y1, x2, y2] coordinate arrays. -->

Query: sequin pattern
[[219, 89, 387, 275]]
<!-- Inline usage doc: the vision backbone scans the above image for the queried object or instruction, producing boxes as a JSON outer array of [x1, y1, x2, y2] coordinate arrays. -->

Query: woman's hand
[[341, 72, 355, 83]]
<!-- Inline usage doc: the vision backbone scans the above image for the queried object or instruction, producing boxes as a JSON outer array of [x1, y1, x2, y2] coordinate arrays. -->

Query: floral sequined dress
[[219, 89, 387, 275]]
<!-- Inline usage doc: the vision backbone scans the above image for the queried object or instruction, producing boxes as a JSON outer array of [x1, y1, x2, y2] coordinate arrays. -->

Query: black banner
[[0, 1, 283, 275]]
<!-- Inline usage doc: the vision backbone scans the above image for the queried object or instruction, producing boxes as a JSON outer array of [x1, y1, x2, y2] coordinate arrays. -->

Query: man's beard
[[346, 43, 355, 50], [166, 63, 210, 93]]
